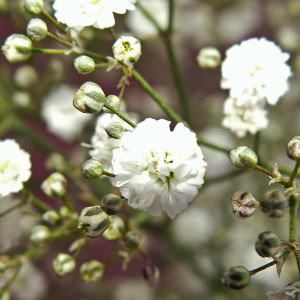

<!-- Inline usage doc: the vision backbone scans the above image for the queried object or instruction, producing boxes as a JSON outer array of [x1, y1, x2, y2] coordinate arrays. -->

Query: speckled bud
[[52, 253, 75, 276], [101, 193, 123, 215], [232, 191, 259, 218], [255, 231, 281, 257], [80, 260, 104, 282], [260, 191, 288, 218], [222, 266, 250, 290], [287, 136, 300, 161], [81, 159, 103, 179]]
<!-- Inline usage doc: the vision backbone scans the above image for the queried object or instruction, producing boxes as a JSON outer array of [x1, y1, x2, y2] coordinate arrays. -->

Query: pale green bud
[[101, 193, 123, 215], [103, 216, 125, 240], [73, 82, 106, 113], [197, 47, 221, 69], [103, 95, 122, 113], [124, 231, 143, 250], [41, 172, 67, 197], [105, 122, 125, 139], [255, 231, 281, 257], [30, 225, 51, 243], [46, 153, 67, 173], [287, 136, 300, 161], [59, 207, 78, 220], [78, 206, 110, 238], [80, 260, 104, 282], [2, 34, 32, 63], [74, 55, 95, 74], [229, 146, 258, 168], [14, 65, 38, 88], [52, 253, 75, 276], [42, 210, 60, 225], [81, 159, 103, 179], [12, 91, 31, 107], [27, 18, 48, 41], [222, 266, 250, 290], [24, 0, 44, 14]]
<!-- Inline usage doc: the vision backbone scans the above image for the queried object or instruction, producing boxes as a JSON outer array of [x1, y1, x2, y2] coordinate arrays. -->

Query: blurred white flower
[[112, 118, 207, 219], [0, 139, 31, 197], [42, 85, 92, 142], [53, 0, 136, 29], [222, 97, 268, 137], [221, 38, 292, 106]]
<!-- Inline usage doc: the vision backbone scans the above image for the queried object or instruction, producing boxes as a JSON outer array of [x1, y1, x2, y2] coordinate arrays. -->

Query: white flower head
[[0, 140, 31, 197], [221, 38, 292, 106], [112, 36, 142, 67], [112, 118, 207, 219], [222, 97, 268, 138], [42, 85, 92, 142], [53, 0, 136, 30]]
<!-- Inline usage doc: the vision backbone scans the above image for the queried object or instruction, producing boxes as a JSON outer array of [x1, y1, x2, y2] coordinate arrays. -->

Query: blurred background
[[1, 0, 300, 299]]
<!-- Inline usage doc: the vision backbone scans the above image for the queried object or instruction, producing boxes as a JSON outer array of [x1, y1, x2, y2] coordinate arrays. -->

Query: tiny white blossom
[[42, 85, 92, 142], [221, 38, 292, 106], [222, 97, 268, 138], [53, 0, 136, 30], [0, 140, 31, 197], [112, 119, 207, 219]]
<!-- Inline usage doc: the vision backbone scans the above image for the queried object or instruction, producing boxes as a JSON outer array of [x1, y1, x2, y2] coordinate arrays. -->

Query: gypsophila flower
[[53, 0, 136, 30], [112, 119, 207, 219], [221, 38, 292, 106], [222, 97, 268, 137], [42, 85, 92, 142], [0, 140, 31, 197]]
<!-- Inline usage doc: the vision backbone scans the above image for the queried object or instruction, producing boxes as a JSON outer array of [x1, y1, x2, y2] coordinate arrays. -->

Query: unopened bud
[[255, 231, 281, 257], [30, 225, 51, 243], [59, 206, 77, 220], [14, 65, 38, 88], [24, 0, 44, 14], [142, 265, 160, 287], [260, 191, 288, 218], [27, 18, 47, 41], [222, 266, 250, 290], [105, 122, 125, 139], [41, 172, 67, 197], [42, 210, 60, 225], [103, 95, 122, 113], [12, 91, 31, 107], [229, 146, 258, 168], [124, 231, 143, 250], [287, 136, 300, 161], [73, 82, 106, 114], [46, 153, 67, 173], [52, 253, 75, 276], [101, 193, 123, 215], [80, 260, 104, 282], [103, 215, 125, 240], [81, 159, 103, 179], [74, 55, 95, 74], [232, 191, 259, 218], [197, 47, 221, 69], [78, 206, 110, 238]]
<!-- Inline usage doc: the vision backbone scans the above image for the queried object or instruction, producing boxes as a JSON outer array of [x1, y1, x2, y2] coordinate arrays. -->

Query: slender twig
[[47, 32, 73, 47], [104, 103, 136, 128], [41, 9, 66, 33], [0, 201, 25, 218], [290, 161, 300, 186], [167, 0, 174, 33], [250, 260, 277, 276], [289, 194, 297, 243]]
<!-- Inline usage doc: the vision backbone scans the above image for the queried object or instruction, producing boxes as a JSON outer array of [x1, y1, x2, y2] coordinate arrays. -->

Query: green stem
[[253, 132, 260, 161], [289, 194, 297, 243], [294, 251, 300, 276], [41, 9, 66, 33], [290, 160, 300, 186], [47, 32, 72, 47], [103, 170, 116, 178], [204, 170, 244, 188], [167, 0, 174, 33], [197, 138, 230, 153], [104, 103, 136, 128], [253, 165, 290, 187], [61, 195, 75, 211], [32, 47, 71, 55], [0, 201, 25, 218]]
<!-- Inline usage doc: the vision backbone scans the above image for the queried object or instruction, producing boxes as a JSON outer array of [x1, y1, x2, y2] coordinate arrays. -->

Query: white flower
[[112, 119, 207, 219], [0, 140, 31, 197], [221, 38, 292, 106], [89, 112, 135, 172], [53, 0, 136, 30], [42, 85, 92, 142], [222, 97, 268, 138], [112, 36, 142, 67]]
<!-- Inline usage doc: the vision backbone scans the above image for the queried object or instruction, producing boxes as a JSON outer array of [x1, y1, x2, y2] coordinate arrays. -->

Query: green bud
[[2, 34, 32, 63], [229, 146, 258, 168], [14, 65, 38, 88], [12, 91, 31, 107], [73, 82, 106, 114], [232, 191, 259, 218], [260, 191, 288, 218], [103, 216, 125, 240], [68, 238, 86, 254], [78, 206, 110, 238], [42, 210, 60, 225], [222, 266, 250, 290], [255, 231, 281, 257], [101, 193, 123, 215], [197, 47, 221, 69], [74, 55, 95, 74], [46, 153, 67, 173], [80, 260, 104, 282], [59, 206, 78, 220], [103, 95, 122, 113], [287, 136, 300, 161], [124, 231, 143, 250], [41, 172, 67, 197], [30, 225, 51, 243], [81, 159, 103, 179], [105, 122, 125, 139], [26, 18, 47, 41], [24, 0, 44, 14], [52, 253, 76, 276]]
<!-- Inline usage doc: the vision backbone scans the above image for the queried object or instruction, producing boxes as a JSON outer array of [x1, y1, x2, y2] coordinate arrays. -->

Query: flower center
[[0, 159, 19, 183]]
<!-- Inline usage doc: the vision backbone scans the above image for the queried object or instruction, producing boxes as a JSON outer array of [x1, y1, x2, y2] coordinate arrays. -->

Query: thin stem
[[250, 260, 277, 276], [289, 194, 297, 243], [47, 32, 72, 47], [290, 160, 300, 186], [253, 132, 261, 161], [61, 195, 75, 211], [41, 9, 66, 33], [103, 170, 116, 178], [0, 201, 25, 218], [294, 251, 300, 276], [197, 138, 230, 154], [109, 28, 117, 41], [32, 47, 71, 55], [204, 170, 244, 188], [253, 165, 290, 187], [167, 0, 175, 33], [104, 103, 136, 128]]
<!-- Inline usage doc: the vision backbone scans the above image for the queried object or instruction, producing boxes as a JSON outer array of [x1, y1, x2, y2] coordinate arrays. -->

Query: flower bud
[[41, 172, 67, 197], [12, 91, 31, 107], [229, 146, 258, 168], [124, 231, 143, 250], [52, 253, 75, 276], [74, 55, 95, 74], [46, 153, 67, 173], [112, 36, 142, 67], [68, 238, 86, 254], [255, 231, 281, 257], [42, 210, 60, 225], [2, 34, 32, 63], [73, 82, 106, 114], [26, 18, 48, 41], [78, 206, 110, 238], [81, 159, 103, 179], [232, 191, 259, 218], [197, 47, 221, 69], [30, 225, 51, 243], [222, 266, 250, 290], [260, 191, 288, 218], [103, 95, 122, 113], [14, 65, 38, 88], [59, 206, 77, 220], [105, 122, 125, 139], [101, 193, 123, 215], [287, 136, 300, 161], [80, 260, 104, 282], [142, 265, 160, 287], [24, 0, 44, 14], [103, 215, 125, 240]]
